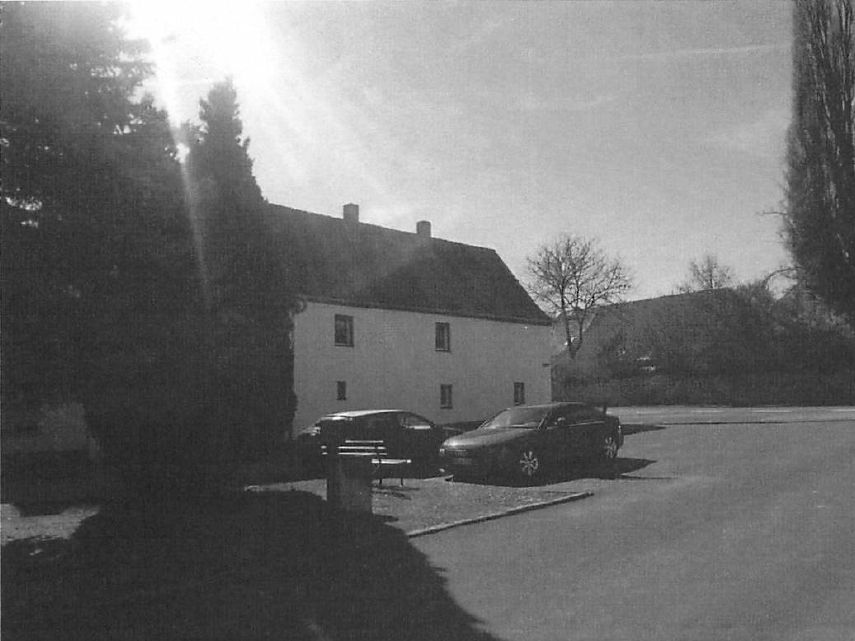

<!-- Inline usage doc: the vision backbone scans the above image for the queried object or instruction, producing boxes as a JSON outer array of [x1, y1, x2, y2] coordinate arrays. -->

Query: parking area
[[3, 406, 852, 545]]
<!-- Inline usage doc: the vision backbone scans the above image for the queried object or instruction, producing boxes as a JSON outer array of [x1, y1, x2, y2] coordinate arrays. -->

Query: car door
[[568, 406, 607, 457], [355, 414, 388, 444], [397, 412, 437, 461], [539, 406, 579, 464], [365, 413, 400, 452]]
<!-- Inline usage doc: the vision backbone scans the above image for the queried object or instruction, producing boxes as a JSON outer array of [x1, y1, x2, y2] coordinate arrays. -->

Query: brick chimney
[[416, 220, 431, 238], [343, 203, 359, 223]]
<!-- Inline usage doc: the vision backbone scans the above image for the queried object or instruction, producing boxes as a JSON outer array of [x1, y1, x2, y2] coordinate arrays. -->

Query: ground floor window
[[514, 382, 525, 405], [337, 381, 347, 401], [440, 384, 453, 409]]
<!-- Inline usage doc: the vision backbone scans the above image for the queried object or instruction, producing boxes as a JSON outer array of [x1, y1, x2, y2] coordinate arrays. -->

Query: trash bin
[[326, 455, 373, 513]]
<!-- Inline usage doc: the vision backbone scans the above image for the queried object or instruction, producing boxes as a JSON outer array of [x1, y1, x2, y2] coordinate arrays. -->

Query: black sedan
[[439, 402, 623, 481], [295, 409, 448, 473]]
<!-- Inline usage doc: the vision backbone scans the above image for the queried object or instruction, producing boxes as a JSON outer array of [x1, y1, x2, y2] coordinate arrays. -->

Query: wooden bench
[[322, 439, 412, 486]]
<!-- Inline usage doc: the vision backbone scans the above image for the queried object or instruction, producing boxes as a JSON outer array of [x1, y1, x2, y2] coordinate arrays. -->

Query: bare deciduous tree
[[527, 234, 632, 357], [676, 254, 735, 293]]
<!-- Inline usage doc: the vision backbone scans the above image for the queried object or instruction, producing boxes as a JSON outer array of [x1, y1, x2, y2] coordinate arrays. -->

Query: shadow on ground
[[621, 422, 667, 435], [453, 457, 656, 488], [2, 491, 504, 641], [1, 453, 101, 516]]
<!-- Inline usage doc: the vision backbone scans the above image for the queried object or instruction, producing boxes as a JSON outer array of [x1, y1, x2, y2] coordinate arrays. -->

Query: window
[[336, 381, 347, 401], [334, 314, 354, 346], [400, 412, 433, 431], [440, 384, 453, 409], [435, 322, 451, 351], [514, 382, 525, 405], [365, 415, 397, 435], [568, 406, 602, 424]]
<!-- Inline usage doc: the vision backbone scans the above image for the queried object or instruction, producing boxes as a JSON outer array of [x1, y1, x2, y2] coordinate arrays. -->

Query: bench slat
[[320, 439, 411, 485]]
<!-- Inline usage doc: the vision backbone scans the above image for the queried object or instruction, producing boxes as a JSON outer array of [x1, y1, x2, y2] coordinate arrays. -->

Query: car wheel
[[517, 448, 542, 480], [601, 433, 619, 461]]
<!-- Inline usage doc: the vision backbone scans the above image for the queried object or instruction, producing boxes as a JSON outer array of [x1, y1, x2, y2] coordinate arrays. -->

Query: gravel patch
[[276, 476, 594, 535], [1, 504, 99, 546]]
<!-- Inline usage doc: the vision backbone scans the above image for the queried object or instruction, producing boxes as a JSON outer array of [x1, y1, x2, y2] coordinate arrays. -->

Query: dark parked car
[[295, 409, 448, 472], [439, 402, 623, 481]]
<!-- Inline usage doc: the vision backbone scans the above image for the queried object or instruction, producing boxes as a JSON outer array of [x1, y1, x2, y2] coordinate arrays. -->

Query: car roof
[[319, 409, 405, 420], [508, 402, 590, 410]]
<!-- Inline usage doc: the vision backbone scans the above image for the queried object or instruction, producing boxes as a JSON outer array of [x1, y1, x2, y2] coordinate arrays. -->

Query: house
[[268, 203, 553, 434], [551, 289, 768, 387], [551, 288, 855, 405]]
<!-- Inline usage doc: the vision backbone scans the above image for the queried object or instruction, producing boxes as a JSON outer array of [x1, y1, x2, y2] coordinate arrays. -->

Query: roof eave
[[300, 294, 552, 326]]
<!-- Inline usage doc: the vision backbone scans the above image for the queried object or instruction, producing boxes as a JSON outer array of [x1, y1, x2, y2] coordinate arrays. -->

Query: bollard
[[326, 454, 373, 513]]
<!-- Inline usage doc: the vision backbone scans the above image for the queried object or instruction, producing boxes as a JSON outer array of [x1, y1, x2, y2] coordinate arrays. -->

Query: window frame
[[440, 384, 453, 409], [435, 322, 451, 352], [334, 314, 354, 347], [513, 382, 525, 406]]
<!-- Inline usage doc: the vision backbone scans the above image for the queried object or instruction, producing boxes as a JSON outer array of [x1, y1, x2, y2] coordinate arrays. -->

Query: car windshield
[[481, 406, 551, 429]]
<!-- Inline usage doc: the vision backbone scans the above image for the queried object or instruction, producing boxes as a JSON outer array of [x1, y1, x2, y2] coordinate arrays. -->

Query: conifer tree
[[183, 80, 298, 459], [1, 2, 197, 422]]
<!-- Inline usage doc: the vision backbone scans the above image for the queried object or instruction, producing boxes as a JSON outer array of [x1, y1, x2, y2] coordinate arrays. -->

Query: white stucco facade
[[291, 301, 553, 433]]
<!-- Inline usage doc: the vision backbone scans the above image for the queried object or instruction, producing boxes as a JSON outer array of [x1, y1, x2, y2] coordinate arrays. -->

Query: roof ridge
[[268, 203, 496, 253]]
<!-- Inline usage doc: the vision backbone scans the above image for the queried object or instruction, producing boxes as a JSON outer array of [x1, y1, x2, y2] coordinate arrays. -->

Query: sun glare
[[123, 0, 397, 212], [124, 1, 280, 124]]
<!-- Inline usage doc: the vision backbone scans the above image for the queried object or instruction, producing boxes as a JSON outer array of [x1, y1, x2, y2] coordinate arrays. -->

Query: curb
[[406, 490, 593, 538]]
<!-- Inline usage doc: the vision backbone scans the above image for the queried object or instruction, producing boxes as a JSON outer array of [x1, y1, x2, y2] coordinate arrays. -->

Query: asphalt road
[[413, 407, 855, 641]]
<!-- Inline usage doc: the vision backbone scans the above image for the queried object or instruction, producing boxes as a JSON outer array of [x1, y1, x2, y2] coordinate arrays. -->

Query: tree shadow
[[2, 491, 504, 641], [1, 453, 101, 516], [453, 457, 657, 487]]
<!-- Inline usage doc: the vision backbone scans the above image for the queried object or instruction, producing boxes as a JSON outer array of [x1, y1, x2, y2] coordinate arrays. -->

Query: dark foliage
[[1, 3, 184, 407], [558, 285, 855, 405], [596, 287, 854, 379], [182, 79, 278, 307], [2, 5, 298, 494], [179, 79, 300, 462], [785, 0, 855, 325], [1, 2, 201, 418]]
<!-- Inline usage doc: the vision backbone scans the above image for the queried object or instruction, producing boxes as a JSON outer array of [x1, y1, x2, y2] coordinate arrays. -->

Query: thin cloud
[[450, 14, 513, 55], [704, 107, 790, 160], [514, 93, 618, 113], [612, 42, 789, 63]]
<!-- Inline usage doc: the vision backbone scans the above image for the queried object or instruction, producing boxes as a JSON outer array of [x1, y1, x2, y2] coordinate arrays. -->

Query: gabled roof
[[553, 288, 756, 363], [265, 204, 550, 325], [584, 289, 745, 330]]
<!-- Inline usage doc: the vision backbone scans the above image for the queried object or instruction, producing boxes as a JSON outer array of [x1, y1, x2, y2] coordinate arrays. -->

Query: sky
[[126, 0, 793, 301]]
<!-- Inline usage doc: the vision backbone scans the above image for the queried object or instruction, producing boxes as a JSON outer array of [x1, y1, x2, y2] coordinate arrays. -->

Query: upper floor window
[[435, 322, 451, 351], [334, 314, 354, 347], [514, 382, 525, 406], [440, 384, 453, 409]]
